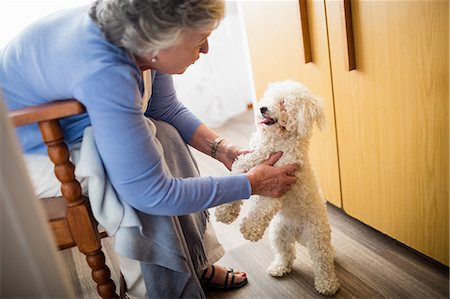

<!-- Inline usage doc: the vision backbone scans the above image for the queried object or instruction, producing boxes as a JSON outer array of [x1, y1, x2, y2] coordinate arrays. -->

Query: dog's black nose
[[260, 107, 268, 114]]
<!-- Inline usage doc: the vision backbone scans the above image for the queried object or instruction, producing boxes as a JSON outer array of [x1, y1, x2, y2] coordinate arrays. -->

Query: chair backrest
[[8, 99, 119, 299]]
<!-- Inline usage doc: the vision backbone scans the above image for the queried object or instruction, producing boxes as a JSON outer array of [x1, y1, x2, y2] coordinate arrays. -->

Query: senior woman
[[0, 0, 298, 297]]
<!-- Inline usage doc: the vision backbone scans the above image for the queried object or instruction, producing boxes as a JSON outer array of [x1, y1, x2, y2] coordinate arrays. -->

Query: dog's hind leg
[[266, 216, 296, 277], [305, 222, 340, 295]]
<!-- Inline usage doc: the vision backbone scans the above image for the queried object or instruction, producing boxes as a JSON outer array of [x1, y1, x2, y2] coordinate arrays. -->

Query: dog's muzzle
[[259, 106, 277, 125]]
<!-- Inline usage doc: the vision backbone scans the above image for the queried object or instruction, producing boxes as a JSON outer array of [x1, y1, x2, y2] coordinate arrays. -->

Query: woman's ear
[[297, 95, 325, 136]]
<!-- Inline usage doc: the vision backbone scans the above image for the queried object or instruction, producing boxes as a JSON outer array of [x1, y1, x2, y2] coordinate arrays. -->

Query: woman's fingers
[[246, 160, 299, 197], [285, 174, 297, 185], [238, 148, 254, 156], [284, 164, 298, 176], [264, 151, 283, 166]]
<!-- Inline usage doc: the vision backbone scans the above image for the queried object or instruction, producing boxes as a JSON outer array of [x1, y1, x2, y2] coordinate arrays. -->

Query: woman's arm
[[146, 72, 249, 170], [189, 123, 246, 170], [145, 72, 202, 142]]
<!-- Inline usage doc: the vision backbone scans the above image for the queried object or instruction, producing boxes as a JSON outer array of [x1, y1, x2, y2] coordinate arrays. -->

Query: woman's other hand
[[216, 141, 252, 171], [245, 152, 298, 197]]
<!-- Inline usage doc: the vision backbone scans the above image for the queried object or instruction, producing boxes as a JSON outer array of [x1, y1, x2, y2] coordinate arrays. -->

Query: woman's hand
[[215, 140, 252, 171], [245, 152, 298, 197], [189, 125, 251, 171]]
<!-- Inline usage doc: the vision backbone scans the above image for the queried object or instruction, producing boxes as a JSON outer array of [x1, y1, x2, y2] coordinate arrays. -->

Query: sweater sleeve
[[73, 66, 251, 216], [144, 71, 202, 143]]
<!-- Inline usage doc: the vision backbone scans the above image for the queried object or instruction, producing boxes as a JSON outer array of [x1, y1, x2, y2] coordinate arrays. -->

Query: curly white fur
[[215, 80, 340, 295]]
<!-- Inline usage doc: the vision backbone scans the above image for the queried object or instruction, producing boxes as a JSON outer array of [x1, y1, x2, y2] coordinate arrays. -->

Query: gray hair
[[90, 0, 225, 57]]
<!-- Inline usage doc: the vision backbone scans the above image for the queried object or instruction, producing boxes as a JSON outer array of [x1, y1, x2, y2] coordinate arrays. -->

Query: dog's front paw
[[314, 277, 340, 296], [240, 217, 266, 241], [215, 202, 241, 224], [267, 261, 292, 277]]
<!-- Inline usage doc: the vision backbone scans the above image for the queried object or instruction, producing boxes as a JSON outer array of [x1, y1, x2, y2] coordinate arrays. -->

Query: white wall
[[0, 0, 92, 48], [173, 1, 256, 128]]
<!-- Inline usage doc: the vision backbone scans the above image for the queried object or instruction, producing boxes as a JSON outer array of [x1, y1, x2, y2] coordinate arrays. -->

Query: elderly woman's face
[[141, 30, 211, 74]]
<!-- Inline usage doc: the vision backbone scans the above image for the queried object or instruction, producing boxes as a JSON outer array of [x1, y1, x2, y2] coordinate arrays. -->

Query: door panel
[[326, 0, 449, 265], [240, 0, 342, 207]]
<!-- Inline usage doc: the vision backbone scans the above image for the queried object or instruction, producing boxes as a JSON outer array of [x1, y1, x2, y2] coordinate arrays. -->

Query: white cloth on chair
[[75, 126, 141, 236]]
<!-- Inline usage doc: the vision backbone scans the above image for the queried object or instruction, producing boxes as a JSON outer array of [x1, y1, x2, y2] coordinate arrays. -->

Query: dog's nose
[[260, 107, 268, 114]]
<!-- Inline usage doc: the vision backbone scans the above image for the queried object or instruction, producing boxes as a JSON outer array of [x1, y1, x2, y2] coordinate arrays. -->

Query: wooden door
[[326, 0, 449, 265], [240, 0, 342, 207]]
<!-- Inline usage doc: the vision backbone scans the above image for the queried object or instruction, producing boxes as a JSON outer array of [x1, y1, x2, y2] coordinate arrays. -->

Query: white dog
[[215, 80, 340, 295]]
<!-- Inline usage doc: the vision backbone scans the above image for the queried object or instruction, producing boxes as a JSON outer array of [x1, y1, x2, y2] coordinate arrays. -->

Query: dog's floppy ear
[[297, 94, 325, 136]]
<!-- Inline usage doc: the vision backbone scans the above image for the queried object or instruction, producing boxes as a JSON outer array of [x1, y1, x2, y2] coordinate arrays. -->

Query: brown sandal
[[200, 265, 248, 290]]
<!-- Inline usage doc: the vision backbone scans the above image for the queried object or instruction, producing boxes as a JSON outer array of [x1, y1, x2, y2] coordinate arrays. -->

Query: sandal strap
[[224, 268, 235, 290], [200, 268, 207, 281], [230, 269, 235, 288], [200, 265, 215, 283]]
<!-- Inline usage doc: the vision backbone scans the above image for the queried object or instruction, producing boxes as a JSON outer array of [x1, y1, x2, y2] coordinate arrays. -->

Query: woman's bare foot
[[200, 264, 248, 290]]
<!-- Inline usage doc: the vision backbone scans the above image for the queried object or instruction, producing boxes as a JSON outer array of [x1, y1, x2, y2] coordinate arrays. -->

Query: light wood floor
[[62, 110, 449, 298]]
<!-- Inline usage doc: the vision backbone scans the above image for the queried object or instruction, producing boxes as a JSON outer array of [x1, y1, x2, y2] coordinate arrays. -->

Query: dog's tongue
[[259, 117, 272, 124], [259, 117, 277, 125]]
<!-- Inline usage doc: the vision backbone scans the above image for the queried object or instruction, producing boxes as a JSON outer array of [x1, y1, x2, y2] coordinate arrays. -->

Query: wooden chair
[[8, 99, 120, 298]]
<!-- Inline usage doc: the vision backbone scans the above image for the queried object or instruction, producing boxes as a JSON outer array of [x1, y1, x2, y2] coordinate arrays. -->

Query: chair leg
[[39, 120, 118, 298], [67, 201, 118, 298], [87, 250, 118, 298], [120, 272, 128, 299]]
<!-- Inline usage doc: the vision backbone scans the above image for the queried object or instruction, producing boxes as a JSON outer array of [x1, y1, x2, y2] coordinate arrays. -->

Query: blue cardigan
[[0, 6, 251, 215]]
